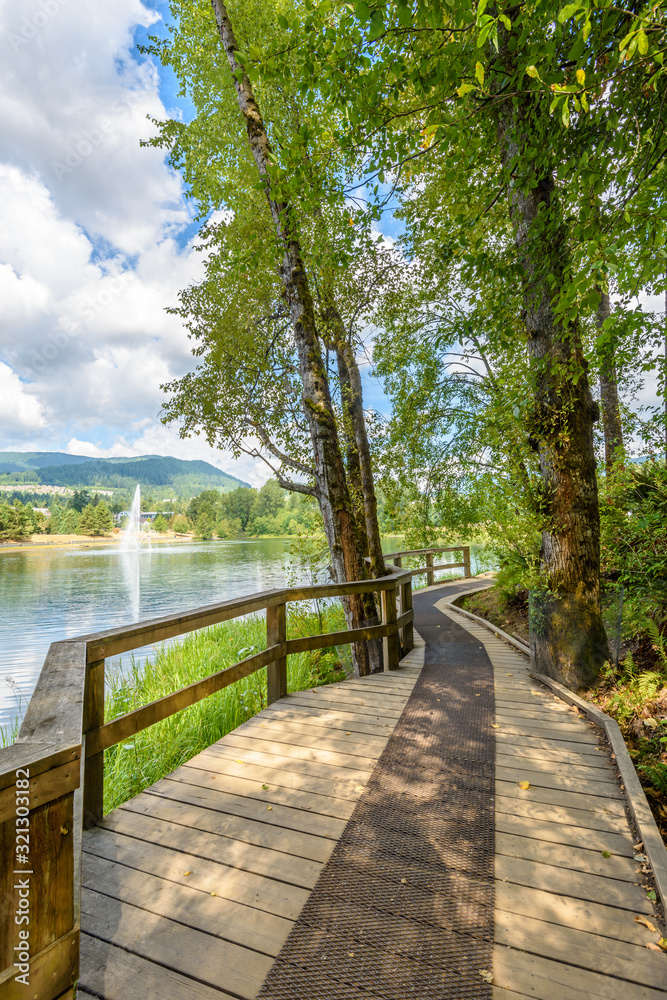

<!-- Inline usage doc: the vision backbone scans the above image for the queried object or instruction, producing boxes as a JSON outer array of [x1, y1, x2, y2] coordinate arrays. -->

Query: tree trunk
[[211, 0, 373, 674], [336, 349, 370, 558], [496, 91, 609, 689], [596, 289, 624, 471]]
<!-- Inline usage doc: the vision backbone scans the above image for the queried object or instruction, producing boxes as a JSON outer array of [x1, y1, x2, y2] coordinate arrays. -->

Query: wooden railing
[[0, 545, 470, 997], [384, 545, 471, 587]]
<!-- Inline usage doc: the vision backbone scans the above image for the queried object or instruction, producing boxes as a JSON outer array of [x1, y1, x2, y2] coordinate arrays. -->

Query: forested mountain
[[0, 453, 249, 495]]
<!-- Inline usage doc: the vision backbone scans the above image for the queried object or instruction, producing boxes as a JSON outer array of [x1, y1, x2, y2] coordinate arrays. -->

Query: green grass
[[103, 600, 347, 814]]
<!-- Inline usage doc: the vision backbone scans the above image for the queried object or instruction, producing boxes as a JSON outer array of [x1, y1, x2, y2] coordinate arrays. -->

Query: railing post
[[463, 546, 471, 578], [426, 550, 434, 587], [393, 555, 402, 569], [400, 576, 414, 654], [83, 658, 105, 828], [266, 602, 287, 704], [381, 581, 400, 671]]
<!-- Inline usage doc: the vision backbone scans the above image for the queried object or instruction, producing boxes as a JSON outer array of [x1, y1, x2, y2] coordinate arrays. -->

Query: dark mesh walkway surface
[[258, 584, 496, 999]]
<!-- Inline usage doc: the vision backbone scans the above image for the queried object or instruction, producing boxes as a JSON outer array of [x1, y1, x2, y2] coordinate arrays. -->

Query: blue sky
[[0, 0, 393, 485]]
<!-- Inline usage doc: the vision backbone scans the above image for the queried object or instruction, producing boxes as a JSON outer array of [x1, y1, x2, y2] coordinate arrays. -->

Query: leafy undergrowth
[[458, 586, 529, 644], [103, 601, 346, 814], [459, 584, 667, 842]]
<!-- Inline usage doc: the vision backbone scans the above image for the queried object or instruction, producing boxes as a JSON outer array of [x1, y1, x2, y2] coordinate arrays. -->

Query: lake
[[0, 536, 486, 737]]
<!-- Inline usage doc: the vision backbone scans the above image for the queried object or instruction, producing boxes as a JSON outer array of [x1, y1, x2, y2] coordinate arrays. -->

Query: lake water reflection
[[0, 538, 298, 734]]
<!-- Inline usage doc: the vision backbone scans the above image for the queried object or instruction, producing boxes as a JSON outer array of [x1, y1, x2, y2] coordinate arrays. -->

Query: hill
[[0, 453, 250, 497]]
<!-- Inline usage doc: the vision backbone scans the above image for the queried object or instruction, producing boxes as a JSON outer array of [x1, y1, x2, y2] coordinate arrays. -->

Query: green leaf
[[277, 14, 288, 30], [637, 30, 649, 56], [525, 65, 539, 79], [601, 850, 612, 859], [562, 101, 570, 127], [458, 83, 475, 97], [583, 18, 591, 41], [647, 889, 657, 901], [475, 61, 485, 85], [558, 3, 581, 23], [499, 14, 511, 30]]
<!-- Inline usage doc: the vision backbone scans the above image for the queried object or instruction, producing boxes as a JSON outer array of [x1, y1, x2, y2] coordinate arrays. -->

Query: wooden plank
[[266, 602, 287, 705], [495, 880, 658, 946], [97, 810, 322, 889], [0, 758, 80, 825], [79, 934, 237, 1000], [258, 703, 396, 736], [82, 852, 291, 956], [119, 791, 335, 863], [167, 760, 355, 819], [493, 722, 599, 744], [219, 732, 378, 770], [284, 691, 402, 719], [238, 716, 387, 749], [287, 687, 406, 712], [496, 796, 628, 834], [0, 929, 77, 1000], [495, 812, 635, 856], [232, 726, 382, 759], [148, 775, 347, 840], [495, 855, 653, 912], [18, 641, 87, 745], [81, 888, 273, 1000], [495, 914, 667, 991], [495, 731, 608, 756], [496, 752, 619, 784], [83, 656, 104, 827], [493, 945, 667, 1000], [496, 832, 641, 882], [82, 826, 308, 920], [0, 743, 78, 792], [494, 712, 594, 733], [496, 766, 621, 798], [205, 743, 374, 784], [495, 743, 612, 769]]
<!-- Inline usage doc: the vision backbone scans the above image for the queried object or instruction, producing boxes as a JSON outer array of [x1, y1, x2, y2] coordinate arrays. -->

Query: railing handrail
[[383, 545, 467, 558]]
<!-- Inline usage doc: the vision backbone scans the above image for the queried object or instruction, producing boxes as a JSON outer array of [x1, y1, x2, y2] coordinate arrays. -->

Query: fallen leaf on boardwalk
[[475, 693, 481, 697], [235, 759, 244, 764], [183, 871, 191, 876], [518, 781, 530, 790], [262, 784, 269, 790], [658, 938, 667, 952], [400, 878, 407, 884], [211, 892, 217, 896], [647, 889, 657, 901], [647, 942, 663, 952], [267, 805, 272, 810], [479, 970, 493, 983], [634, 853, 648, 863], [345, 732, 351, 735], [505, 673, 512, 676], [492, 724, 500, 729], [601, 850, 612, 859], [348, 952, 355, 957], [633, 842, 644, 851], [635, 915, 657, 932]]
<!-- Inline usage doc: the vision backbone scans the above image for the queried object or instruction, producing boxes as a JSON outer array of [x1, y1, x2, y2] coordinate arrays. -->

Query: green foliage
[[103, 603, 346, 812], [152, 514, 169, 533], [0, 500, 35, 540], [170, 514, 191, 533]]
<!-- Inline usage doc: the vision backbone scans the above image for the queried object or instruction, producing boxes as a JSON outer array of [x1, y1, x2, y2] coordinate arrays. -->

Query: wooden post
[[463, 546, 471, 578], [393, 555, 402, 569], [426, 551, 434, 587], [82, 658, 105, 828], [400, 577, 414, 654], [266, 603, 287, 705], [381, 582, 400, 671], [0, 744, 81, 1000]]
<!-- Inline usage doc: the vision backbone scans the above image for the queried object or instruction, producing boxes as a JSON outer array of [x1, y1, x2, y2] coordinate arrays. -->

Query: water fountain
[[120, 485, 152, 552]]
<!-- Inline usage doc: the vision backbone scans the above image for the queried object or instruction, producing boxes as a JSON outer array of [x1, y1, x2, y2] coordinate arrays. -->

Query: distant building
[[115, 511, 173, 525]]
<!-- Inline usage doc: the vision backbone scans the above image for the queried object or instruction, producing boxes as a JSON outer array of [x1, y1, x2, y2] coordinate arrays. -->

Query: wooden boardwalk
[[434, 595, 667, 1000], [76, 584, 667, 999], [77, 663, 422, 999]]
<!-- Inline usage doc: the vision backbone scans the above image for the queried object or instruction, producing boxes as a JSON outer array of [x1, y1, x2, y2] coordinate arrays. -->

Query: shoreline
[[0, 532, 196, 553]]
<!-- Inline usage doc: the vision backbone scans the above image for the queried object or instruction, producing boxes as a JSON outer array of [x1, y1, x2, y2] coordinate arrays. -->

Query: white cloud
[[0, 363, 46, 433]]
